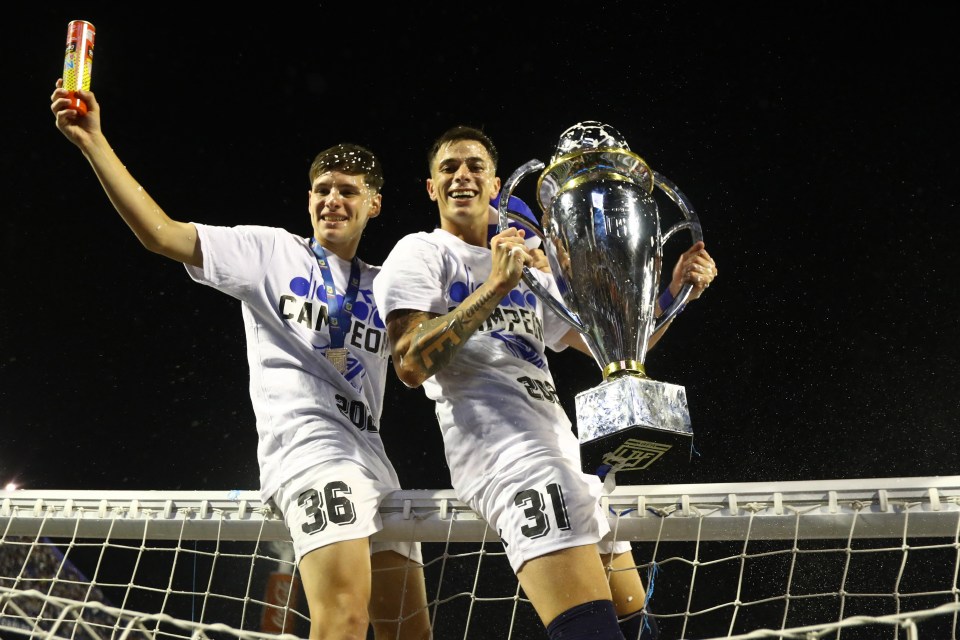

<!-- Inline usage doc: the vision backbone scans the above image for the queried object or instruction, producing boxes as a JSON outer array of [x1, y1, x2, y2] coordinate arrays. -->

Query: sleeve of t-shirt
[[373, 234, 449, 319], [183, 224, 277, 300]]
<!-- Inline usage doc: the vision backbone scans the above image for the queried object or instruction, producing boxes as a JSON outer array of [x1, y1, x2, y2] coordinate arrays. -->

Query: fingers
[[506, 241, 532, 265], [51, 80, 96, 115], [491, 226, 525, 242], [685, 262, 716, 286], [51, 83, 68, 108], [77, 88, 97, 111], [491, 227, 529, 261], [50, 82, 76, 119], [680, 246, 718, 294], [492, 233, 531, 267], [487, 233, 529, 292], [529, 248, 551, 273], [51, 97, 79, 125]]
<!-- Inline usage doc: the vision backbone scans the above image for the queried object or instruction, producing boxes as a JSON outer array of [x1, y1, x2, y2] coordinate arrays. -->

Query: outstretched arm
[[657, 241, 717, 308], [648, 240, 717, 348], [50, 81, 202, 266], [385, 228, 531, 388]]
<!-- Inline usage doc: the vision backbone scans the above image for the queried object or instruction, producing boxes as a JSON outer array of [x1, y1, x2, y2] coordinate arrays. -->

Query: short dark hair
[[427, 125, 498, 172], [309, 143, 384, 193]]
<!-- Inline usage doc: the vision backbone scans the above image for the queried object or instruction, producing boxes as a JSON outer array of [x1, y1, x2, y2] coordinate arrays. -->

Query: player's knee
[[546, 599, 625, 639], [309, 614, 368, 640], [619, 608, 659, 640], [309, 592, 369, 639]]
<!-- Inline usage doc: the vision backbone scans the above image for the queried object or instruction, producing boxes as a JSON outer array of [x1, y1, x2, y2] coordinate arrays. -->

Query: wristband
[[658, 287, 685, 315]]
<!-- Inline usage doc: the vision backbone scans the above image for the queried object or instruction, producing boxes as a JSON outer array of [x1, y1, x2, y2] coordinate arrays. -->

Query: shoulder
[[358, 260, 381, 278], [384, 231, 442, 259], [195, 223, 297, 243], [397, 230, 438, 247]]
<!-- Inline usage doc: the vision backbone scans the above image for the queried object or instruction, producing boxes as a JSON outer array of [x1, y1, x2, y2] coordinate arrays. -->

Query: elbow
[[397, 369, 426, 389], [393, 361, 426, 389], [136, 228, 173, 256], [140, 235, 166, 256]]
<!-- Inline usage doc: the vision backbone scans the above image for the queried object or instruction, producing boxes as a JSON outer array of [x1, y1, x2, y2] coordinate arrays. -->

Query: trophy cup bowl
[[498, 121, 703, 485]]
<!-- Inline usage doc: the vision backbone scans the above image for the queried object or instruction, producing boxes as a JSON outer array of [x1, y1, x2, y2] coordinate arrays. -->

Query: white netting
[[2, 477, 958, 639]]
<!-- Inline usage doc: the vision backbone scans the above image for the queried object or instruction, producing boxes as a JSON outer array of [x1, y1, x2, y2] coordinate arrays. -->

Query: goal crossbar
[[3, 475, 958, 543]]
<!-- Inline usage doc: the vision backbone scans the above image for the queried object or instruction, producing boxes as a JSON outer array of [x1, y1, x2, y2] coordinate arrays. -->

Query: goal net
[[2, 476, 958, 639]]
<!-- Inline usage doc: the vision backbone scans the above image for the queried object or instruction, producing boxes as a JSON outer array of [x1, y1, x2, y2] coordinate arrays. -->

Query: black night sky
[[1, 5, 957, 496]]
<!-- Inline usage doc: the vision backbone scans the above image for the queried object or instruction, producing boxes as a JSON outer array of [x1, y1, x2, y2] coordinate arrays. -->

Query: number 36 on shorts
[[298, 482, 357, 534]]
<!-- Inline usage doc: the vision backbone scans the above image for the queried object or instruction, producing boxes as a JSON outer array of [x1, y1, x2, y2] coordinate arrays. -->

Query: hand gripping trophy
[[498, 121, 702, 485]]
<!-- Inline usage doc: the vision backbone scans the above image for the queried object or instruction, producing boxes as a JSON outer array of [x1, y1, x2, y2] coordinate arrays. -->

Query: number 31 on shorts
[[515, 483, 571, 539]]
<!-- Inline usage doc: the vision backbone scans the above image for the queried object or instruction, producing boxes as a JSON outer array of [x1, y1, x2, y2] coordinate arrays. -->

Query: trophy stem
[[603, 361, 646, 380]]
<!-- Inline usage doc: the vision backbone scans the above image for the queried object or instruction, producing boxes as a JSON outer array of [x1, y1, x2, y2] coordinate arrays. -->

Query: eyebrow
[[313, 179, 364, 191], [438, 156, 488, 167]]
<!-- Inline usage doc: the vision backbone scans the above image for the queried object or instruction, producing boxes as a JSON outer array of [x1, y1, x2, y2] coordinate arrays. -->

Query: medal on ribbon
[[310, 240, 361, 376], [324, 347, 349, 374]]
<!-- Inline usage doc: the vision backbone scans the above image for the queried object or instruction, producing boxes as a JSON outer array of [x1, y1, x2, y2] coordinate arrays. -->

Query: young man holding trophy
[[373, 125, 716, 639]]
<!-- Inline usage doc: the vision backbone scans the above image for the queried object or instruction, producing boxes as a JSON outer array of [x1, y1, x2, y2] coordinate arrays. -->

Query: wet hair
[[427, 125, 498, 172], [309, 143, 384, 193]]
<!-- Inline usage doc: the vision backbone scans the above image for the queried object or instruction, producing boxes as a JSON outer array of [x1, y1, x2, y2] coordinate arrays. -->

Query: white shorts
[[598, 538, 633, 556], [467, 457, 621, 573], [271, 461, 422, 565]]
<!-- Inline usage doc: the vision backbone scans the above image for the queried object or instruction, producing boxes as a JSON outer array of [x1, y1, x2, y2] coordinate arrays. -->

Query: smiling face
[[308, 170, 381, 260], [427, 139, 501, 245]]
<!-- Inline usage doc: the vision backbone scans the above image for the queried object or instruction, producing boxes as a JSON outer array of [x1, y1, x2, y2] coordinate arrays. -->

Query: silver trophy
[[499, 121, 702, 484]]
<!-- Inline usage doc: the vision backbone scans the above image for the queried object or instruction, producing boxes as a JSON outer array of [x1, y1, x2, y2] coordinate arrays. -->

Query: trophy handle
[[499, 160, 593, 337], [652, 171, 704, 332]]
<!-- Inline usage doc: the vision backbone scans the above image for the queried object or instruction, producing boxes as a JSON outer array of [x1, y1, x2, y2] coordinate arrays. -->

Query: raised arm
[[50, 81, 202, 266], [559, 240, 718, 355], [648, 240, 718, 349], [385, 228, 530, 388]]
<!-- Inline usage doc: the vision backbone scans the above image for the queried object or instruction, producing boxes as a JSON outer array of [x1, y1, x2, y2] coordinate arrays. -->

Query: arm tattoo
[[416, 288, 498, 373]]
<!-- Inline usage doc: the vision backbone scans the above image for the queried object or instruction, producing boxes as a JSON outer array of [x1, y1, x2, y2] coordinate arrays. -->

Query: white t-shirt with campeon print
[[372, 228, 579, 502], [185, 224, 399, 503]]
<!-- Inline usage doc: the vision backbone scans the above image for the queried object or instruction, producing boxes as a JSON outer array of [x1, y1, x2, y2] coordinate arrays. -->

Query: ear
[[367, 193, 382, 219], [492, 176, 502, 196], [426, 178, 438, 202]]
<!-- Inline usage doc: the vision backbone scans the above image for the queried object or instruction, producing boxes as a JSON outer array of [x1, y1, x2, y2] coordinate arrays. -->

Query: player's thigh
[[273, 461, 389, 610], [600, 546, 646, 616], [369, 550, 431, 638], [298, 537, 373, 610], [516, 543, 613, 626]]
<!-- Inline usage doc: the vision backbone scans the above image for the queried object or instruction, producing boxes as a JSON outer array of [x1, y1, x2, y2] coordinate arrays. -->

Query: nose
[[325, 188, 343, 208], [453, 163, 472, 182]]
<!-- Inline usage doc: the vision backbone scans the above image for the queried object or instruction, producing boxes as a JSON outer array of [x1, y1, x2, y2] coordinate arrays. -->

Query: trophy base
[[575, 375, 693, 485]]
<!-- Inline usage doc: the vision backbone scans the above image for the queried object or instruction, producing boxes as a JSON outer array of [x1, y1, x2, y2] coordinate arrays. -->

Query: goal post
[[2, 476, 959, 639]]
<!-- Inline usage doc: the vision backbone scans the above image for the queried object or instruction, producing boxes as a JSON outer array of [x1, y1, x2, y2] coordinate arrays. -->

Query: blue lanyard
[[310, 240, 361, 350]]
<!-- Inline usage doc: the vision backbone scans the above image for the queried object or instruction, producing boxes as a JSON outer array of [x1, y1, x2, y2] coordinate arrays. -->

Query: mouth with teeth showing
[[449, 189, 477, 201], [320, 214, 348, 225]]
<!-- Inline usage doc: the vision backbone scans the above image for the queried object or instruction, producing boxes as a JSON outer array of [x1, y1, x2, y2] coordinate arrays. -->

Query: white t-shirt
[[185, 224, 398, 503], [372, 228, 578, 501]]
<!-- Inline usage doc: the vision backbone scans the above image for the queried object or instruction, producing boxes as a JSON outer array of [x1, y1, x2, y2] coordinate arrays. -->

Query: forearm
[[647, 319, 671, 351], [81, 133, 200, 264], [390, 279, 508, 387], [560, 328, 593, 356]]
